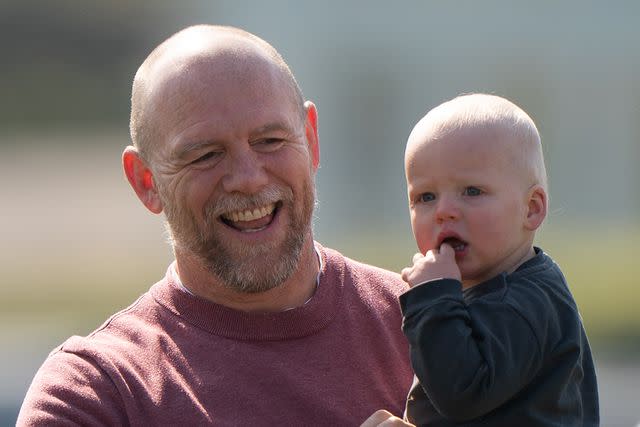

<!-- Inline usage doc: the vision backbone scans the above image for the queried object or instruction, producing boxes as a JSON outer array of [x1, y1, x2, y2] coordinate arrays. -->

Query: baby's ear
[[524, 184, 547, 230]]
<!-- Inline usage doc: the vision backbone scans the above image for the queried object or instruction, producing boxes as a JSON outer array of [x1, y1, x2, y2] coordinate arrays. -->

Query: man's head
[[129, 25, 306, 162], [404, 93, 547, 287], [123, 25, 320, 294]]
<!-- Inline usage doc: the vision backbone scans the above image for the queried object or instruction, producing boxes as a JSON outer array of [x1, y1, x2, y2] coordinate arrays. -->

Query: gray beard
[[162, 183, 315, 294]]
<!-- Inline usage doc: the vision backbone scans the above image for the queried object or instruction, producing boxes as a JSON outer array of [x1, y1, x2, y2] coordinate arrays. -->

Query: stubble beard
[[162, 181, 316, 294]]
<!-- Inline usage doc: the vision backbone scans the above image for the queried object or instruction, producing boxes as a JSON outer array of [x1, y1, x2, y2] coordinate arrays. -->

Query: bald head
[[407, 93, 547, 190], [130, 25, 304, 161]]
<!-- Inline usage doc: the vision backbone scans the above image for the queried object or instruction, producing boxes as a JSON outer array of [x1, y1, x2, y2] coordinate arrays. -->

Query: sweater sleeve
[[400, 278, 543, 421], [16, 349, 128, 427]]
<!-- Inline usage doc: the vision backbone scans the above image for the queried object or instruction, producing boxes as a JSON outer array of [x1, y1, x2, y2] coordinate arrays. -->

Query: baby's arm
[[399, 250, 542, 421]]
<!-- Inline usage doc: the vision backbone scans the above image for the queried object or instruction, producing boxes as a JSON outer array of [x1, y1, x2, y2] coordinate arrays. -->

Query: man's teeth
[[223, 203, 275, 222]]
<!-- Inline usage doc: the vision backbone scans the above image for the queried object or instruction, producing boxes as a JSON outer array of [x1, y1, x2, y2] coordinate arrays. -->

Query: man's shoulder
[[59, 290, 158, 355], [58, 264, 179, 360]]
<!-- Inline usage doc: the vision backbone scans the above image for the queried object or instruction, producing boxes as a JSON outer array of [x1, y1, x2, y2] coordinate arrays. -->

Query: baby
[[399, 94, 599, 426]]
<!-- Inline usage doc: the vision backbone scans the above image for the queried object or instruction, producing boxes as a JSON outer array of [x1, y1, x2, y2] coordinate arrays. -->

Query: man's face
[[149, 58, 317, 293], [405, 126, 531, 288]]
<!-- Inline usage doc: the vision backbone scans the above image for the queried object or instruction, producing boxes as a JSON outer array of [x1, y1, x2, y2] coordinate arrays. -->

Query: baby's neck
[[508, 245, 537, 273], [462, 245, 536, 289]]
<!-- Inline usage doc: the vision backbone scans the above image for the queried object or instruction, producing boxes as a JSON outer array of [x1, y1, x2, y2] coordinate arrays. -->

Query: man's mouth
[[220, 202, 279, 232]]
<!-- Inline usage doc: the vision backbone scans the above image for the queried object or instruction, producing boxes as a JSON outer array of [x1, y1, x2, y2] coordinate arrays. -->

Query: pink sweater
[[18, 244, 413, 426]]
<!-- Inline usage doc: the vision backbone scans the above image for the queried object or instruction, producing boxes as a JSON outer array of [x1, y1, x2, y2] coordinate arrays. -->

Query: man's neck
[[173, 241, 320, 313]]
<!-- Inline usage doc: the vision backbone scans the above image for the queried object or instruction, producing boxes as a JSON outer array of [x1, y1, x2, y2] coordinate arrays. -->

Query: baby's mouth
[[440, 237, 467, 252], [220, 202, 279, 232]]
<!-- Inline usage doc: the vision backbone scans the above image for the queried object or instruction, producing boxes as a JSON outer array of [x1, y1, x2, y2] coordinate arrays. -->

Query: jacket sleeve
[[400, 278, 543, 421], [16, 349, 128, 426]]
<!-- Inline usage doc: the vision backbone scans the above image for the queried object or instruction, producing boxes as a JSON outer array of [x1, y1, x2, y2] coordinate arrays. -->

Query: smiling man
[[17, 25, 412, 426], [126, 27, 321, 310]]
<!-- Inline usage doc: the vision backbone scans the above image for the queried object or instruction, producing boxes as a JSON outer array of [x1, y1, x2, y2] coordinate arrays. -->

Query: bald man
[[17, 26, 412, 426]]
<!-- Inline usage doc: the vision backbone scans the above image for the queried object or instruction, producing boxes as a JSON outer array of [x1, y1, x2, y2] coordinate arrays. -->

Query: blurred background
[[1, 1, 638, 425]]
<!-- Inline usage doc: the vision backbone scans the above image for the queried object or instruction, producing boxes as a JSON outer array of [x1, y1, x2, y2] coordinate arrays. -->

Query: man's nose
[[221, 147, 269, 194], [435, 195, 460, 223]]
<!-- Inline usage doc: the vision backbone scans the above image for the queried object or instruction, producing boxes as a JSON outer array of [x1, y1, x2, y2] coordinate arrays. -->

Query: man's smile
[[220, 202, 279, 231]]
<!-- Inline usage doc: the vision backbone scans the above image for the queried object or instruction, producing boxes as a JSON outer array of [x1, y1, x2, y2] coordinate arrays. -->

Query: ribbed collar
[[150, 243, 344, 341], [463, 246, 549, 301]]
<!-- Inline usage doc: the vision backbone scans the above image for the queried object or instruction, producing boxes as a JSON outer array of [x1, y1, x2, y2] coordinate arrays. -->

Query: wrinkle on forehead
[[135, 33, 297, 158], [132, 27, 299, 159]]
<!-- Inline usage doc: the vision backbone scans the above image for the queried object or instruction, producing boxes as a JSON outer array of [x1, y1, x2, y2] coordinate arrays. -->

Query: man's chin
[[197, 241, 301, 293], [225, 240, 279, 259], [168, 206, 311, 293], [214, 258, 296, 294]]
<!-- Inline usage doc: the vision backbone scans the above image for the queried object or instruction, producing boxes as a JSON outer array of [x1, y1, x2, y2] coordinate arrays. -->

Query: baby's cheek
[[411, 222, 433, 254]]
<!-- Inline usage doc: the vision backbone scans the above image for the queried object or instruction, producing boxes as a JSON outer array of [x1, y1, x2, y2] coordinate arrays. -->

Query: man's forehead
[[144, 34, 272, 87], [148, 26, 261, 65]]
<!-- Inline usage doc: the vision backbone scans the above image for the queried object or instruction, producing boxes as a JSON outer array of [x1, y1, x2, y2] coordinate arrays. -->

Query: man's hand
[[360, 410, 415, 426], [401, 243, 461, 287]]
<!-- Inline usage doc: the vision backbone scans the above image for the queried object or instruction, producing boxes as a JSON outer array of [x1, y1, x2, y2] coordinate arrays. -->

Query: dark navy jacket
[[400, 248, 599, 426]]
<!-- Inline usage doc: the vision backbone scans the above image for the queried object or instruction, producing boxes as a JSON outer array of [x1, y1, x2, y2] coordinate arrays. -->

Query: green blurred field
[[537, 224, 640, 354], [336, 223, 640, 356], [1, 222, 638, 356]]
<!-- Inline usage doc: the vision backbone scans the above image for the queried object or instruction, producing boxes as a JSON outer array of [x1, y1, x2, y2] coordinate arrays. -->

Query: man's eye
[[419, 192, 436, 203], [253, 138, 285, 152], [464, 187, 482, 196], [191, 151, 220, 164]]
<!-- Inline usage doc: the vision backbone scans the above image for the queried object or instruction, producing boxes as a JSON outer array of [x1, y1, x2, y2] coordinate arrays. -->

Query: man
[[18, 25, 412, 426]]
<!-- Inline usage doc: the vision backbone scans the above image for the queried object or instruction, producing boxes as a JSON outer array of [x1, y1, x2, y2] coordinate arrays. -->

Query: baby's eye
[[464, 186, 483, 196], [418, 192, 436, 203]]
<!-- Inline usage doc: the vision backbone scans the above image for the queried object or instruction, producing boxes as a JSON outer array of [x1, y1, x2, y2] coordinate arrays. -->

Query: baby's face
[[405, 125, 534, 287]]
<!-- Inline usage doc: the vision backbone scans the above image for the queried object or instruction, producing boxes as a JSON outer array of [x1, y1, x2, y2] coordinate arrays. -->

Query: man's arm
[[17, 349, 128, 426]]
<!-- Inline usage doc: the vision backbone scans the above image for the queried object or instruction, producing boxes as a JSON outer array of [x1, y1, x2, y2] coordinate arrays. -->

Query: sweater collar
[[150, 243, 344, 341], [463, 247, 549, 300]]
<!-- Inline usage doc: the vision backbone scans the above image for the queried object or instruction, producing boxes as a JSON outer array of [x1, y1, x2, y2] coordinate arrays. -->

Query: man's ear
[[122, 146, 163, 214], [303, 101, 320, 170], [524, 184, 547, 231]]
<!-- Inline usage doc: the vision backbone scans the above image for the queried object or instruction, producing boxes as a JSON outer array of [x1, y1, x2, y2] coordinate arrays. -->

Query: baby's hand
[[401, 243, 461, 287]]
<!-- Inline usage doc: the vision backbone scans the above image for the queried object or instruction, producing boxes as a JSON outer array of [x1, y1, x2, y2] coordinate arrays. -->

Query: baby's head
[[404, 93, 548, 288]]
